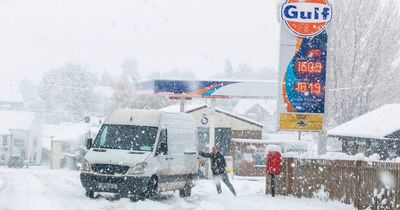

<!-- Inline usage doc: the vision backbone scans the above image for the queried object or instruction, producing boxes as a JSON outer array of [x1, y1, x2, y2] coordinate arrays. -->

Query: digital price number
[[296, 61, 322, 73], [294, 60, 323, 95], [295, 82, 321, 95]]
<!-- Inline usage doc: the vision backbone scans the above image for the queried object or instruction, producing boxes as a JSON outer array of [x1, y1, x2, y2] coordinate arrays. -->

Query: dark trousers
[[214, 173, 236, 195]]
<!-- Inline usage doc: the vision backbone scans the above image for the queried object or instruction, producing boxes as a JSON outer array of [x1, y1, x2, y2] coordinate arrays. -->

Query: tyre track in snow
[[0, 167, 65, 210], [0, 170, 7, 193], [0, 166, 356, 210]]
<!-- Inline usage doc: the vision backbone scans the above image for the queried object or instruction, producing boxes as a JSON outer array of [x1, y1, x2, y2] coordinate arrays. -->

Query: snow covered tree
[[100, 70, 113, 87], [38, 63, 100, 122], [19, 79, 38, 105], [112, 58, 140, 109], [326, 0, 400, 127], [224, 59, 234, 76]]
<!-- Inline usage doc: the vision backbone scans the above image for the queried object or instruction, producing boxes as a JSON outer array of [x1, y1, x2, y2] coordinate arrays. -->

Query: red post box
[[267, 151, 282, 175], [266, 150, 282, 197]]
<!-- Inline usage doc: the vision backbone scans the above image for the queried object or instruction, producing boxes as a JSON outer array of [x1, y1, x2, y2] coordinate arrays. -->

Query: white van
[[80, 109, 198, 201]]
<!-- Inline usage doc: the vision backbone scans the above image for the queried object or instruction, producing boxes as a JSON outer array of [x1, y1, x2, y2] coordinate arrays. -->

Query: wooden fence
[[265, 158, 400, 209]]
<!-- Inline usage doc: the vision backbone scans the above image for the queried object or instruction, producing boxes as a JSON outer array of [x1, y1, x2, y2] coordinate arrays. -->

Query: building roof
[[328, 104, 400, 139], [0, 84, 23, 103], [0, 127, 10, 135], [160, 103, 264, 128], [234, 99, 277, 116], [160, 104, 205, 113], [42, 121, 101, 150], [0, 111, 36, 134], [232, 132, 315, 144]]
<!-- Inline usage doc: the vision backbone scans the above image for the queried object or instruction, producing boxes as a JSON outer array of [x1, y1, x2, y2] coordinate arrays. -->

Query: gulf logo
[[281, 0, 332, 37]]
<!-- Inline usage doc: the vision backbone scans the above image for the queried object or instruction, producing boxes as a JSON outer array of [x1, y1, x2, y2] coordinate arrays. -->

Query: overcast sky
[[0, 0, 281, 85]]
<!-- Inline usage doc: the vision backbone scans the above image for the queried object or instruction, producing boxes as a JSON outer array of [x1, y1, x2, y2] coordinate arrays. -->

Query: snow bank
[[283, 151, 400, 163], [0, 166, 356, 210]]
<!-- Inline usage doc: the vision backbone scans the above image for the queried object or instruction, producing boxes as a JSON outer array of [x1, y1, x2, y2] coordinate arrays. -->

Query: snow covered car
[[80, 109, 198, 201], [7, 156, 27, 168]]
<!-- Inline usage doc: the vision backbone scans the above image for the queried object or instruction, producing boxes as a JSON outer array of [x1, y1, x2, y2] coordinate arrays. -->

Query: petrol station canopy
[[134, 79, 278, 99]]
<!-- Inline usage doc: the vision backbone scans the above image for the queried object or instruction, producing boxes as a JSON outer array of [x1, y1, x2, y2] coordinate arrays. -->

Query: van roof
[[104, 109, 162, 127], [104, 109, 194, 127]]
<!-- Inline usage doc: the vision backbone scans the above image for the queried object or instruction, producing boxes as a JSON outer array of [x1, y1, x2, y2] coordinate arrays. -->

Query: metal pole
[[208, 98, 216, 179], [209, 98, 216, 151], [318, 47, 331, 155], [317, 21, 332, 155], [317, 131, 327, 155], [271, 174, 276, 197], [179, 97, 185, 112]]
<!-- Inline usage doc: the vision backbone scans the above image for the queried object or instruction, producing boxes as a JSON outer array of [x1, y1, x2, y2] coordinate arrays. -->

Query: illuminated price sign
[[279, 32, 328, 118], [294, 60, 324, 96], [295, 82, 321, 95], [296, 61, 323, 73]]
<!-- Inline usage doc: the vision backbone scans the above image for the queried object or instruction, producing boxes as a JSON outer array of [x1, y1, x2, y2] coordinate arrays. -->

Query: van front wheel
[[179, 179, 192, 198], [144, 176, 158, 198], [85, 189, 95, 199]]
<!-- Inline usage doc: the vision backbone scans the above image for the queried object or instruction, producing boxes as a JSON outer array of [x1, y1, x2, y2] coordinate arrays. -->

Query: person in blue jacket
[[199, 146, 237, 196]]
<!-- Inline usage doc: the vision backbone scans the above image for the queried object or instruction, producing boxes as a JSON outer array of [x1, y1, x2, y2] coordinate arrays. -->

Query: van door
[[154, 128, 171, 191], [168, 127, 198, 188]]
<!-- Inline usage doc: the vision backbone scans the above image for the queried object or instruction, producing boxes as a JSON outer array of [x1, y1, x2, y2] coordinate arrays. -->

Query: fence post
[[286, 158, 294, 196], [355, 160, 363, 209]]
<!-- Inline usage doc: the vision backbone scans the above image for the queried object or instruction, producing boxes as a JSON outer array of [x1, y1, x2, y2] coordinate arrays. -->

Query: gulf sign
[[281, 0, 332, 37]]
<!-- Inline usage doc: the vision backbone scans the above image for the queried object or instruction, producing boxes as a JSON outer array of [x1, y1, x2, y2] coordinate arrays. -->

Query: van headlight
[[128, 162, 148, 175], [81, 159, 92, 172]]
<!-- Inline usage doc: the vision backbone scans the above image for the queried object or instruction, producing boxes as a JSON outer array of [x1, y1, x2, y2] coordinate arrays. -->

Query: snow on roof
[[42, 122, 101, 150], [234, 99, 277, 116], [160, 103, 264, 127], [0, 111, 36, 133], [0, 83, 23, 103], [232, 132, 316, 145], [159, 104, 206, 113], [328, 104, 400, 139], [0, 127, 10, 135], [43, 123, 88, 141]]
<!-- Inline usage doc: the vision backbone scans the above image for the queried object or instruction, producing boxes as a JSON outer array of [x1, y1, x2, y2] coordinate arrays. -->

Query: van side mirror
[[155, 142, 167, 156], [86, 138, 93, 150]]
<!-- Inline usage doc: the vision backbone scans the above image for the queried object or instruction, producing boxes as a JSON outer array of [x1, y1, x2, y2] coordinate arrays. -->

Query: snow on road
[[0, 166, 355, 210]]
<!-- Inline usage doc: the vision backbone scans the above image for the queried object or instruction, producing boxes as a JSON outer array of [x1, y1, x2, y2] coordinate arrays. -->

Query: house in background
[[160, 104, 264, 156], [233, 99, 277, 132], [0, 110, 42, 165], [42, 117, 102, 169], [328, 104, 400, 160], [0, 128, 12, 165], [231, 133, 313, 176]]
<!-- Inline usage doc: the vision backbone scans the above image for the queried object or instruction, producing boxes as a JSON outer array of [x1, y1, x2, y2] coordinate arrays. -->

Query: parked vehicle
[[80, 109, 198, 201], [8, 156, 28, 168]]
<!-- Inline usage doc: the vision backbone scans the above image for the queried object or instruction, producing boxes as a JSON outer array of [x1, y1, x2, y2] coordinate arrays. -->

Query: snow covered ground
[[0, 166, 355, 210]]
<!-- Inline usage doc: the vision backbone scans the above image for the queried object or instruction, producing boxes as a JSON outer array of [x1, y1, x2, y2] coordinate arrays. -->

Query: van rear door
[[168, 127, 198, 178]]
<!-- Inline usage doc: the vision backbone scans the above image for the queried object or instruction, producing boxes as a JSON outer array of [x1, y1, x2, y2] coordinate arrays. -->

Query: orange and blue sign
[[281, 0, 332, 37], [134, 79, 278, 99], [278, 0, 332, 131]]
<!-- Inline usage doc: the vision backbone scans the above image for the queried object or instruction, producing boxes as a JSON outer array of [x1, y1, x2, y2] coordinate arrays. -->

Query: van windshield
[[92, 124, 158, 151]]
